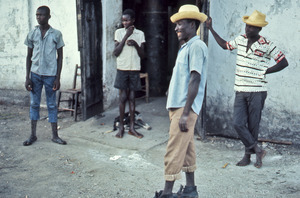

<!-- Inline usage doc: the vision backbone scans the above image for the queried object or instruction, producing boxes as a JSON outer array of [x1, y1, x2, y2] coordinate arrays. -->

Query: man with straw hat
[[154, 4, 207, 198], [206, 10, 288, 168]]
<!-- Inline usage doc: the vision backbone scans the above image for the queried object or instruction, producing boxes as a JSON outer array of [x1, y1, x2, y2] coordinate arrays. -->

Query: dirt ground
[[0, 97, 299, 198]]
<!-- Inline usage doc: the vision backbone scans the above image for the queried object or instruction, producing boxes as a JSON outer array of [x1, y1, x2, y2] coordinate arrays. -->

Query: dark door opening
[[76, 0, 103, 120], [122, 0, 209, 138], [122, 0, 201, 96]]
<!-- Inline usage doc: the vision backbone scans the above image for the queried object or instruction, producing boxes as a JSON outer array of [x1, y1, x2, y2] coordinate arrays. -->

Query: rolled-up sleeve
[[226, 36, 240, 51], [24, 31, 33, 49], [55, 31, 65, 49], [189, 41, 207, 75]]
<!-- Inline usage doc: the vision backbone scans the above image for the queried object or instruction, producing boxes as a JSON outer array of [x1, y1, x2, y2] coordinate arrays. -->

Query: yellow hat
[[170, 4, 207, 23], [242, 10, 268, 27]]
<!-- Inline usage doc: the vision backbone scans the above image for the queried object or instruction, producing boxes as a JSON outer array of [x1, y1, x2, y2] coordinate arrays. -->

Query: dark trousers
[[233, 92, 267, 153]]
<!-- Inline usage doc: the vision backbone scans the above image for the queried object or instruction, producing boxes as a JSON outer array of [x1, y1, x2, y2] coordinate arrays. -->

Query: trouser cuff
[[245, 147, 255, 154], [164, 172, 182, 181], [246, 141, 257, 150], [182, 164, 197, 173]]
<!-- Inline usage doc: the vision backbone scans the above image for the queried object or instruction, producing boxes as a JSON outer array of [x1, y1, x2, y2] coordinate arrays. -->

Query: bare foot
[[115, 127, 124, 138], [128, 129, 143, 139], [254, 150, 267, 168], [236, 154, 251, 166]]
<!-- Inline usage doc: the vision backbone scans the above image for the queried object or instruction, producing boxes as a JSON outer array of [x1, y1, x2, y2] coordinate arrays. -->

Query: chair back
[[73, 64, 81, 89]]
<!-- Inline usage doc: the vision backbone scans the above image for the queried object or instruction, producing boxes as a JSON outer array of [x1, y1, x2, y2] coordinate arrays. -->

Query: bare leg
[[172, 173, 198, 197], [162, 181, 175, 196], [23, 120, 38, 146], [128, 90, 143, 138], [186, 172, 195, 186], [116, 89, 127, 138], [51, 122, 67, 145]]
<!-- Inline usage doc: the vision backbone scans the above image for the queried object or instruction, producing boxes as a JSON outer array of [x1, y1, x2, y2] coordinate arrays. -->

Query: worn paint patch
[[268, 0, 292, 15]]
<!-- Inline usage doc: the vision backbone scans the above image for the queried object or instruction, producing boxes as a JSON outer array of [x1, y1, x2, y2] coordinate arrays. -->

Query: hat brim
[[242, 16, 268, 27], [170, 11, 208, 23]]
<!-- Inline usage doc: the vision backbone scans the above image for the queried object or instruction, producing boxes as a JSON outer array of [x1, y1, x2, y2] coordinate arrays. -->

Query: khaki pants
[[164, 108, 198, 181]]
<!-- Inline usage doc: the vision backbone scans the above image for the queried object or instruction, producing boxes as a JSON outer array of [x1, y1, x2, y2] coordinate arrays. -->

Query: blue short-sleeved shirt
[[166, 36, 208, 115], [24, 26, 65, 76]]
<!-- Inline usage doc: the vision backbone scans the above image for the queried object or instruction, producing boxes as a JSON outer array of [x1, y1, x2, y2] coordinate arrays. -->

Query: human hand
[[125, 25, 134, 37], [206, 16, 212, 29], [25, 79, 32, 91], [53, 78, 60, 91], [179, 114, 189, 132], [127, 39, 138, 47]]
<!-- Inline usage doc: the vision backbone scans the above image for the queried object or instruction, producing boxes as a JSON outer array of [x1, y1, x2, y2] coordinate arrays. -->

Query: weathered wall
[[102, 0, 122, 109], [207, 0, 300, 143], [0, 0, 122, 110], [0, 0, 80, 105]]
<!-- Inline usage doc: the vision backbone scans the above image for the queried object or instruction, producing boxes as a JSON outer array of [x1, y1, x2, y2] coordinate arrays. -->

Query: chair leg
[[71, 94, 75, 116], [74, 93, 79, 121], [57, 91, 62, 109], [145, 75, 149, 103]]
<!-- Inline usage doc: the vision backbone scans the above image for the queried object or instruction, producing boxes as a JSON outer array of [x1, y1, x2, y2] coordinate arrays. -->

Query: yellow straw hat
[[170, 4, 207, 23], [242, 10, 268, 27]]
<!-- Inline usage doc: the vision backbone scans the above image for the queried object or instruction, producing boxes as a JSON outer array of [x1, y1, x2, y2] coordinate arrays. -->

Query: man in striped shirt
[[206, 10, 288, 168]]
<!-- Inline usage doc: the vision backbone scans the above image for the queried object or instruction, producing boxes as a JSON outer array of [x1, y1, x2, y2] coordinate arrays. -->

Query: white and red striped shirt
[[227, 34, 285, 92]]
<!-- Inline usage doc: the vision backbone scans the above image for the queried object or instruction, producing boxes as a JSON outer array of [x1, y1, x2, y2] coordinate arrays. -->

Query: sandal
[[23, 135, 37, 146], [153, 190, 178, 198], [52, 137, 67, 145]]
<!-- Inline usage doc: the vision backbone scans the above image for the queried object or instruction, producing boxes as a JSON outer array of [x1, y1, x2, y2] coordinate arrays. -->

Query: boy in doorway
[[23, 6, 66, 146], [206, 10, 288, 168], [113, 9, 146, 139]]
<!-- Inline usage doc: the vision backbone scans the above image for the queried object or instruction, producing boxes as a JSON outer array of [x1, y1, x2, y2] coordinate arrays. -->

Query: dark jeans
[[233, 91, 267, 153]]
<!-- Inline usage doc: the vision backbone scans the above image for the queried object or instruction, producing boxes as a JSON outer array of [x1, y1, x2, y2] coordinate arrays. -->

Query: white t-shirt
[[114, 28, 145, 71]]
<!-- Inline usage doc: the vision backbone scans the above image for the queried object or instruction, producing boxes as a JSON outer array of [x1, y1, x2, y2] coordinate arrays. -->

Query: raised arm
[[113, 26, 134, 57], [179, 71, 201, 132], [206, 17, 227, 49], [265, 57, 288, 74]]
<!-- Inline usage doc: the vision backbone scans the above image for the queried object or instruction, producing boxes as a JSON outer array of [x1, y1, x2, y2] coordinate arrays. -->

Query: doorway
[[76, 0, 103, 120]]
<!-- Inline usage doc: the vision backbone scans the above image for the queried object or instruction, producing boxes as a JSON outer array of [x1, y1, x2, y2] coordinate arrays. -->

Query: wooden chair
[[57, 64, 81, 121], [139, 73, 149, 103]]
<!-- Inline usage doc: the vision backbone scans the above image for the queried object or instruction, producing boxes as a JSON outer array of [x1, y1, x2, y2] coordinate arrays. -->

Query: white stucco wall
[[0, 0, 79, 103], [0, 0, 122, 109], [102, 0, 122, 109], [207, 0, 300, 142]]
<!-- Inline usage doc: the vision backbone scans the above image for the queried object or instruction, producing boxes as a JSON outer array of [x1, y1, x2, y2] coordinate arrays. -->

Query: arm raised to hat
[[206, 17, 227, 49]]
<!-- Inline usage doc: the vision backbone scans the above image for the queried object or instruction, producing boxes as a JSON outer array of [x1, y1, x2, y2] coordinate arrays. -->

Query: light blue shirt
[[166, 36, 208, 115], [24, 26, 65, 76]]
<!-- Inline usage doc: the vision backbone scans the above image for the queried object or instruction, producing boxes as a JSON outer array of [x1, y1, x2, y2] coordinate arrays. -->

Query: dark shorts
[[114, 70, 141, 91]]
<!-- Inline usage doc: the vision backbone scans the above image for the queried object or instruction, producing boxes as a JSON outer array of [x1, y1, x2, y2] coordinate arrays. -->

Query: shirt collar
[[242, 34, 267, 45], [123, 27, 137, 34], [35, 25, 53, 33], [181, 35, 199, 48]]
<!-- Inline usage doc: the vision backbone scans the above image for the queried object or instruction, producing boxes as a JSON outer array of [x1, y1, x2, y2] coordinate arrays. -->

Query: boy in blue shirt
[[23, 6, 66, 146]]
